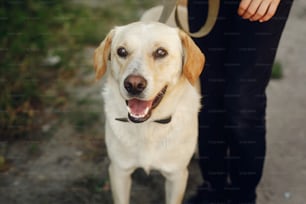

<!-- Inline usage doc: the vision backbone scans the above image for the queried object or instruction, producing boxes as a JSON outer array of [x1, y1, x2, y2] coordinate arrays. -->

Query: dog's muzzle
[[125, 85, 168, 123]]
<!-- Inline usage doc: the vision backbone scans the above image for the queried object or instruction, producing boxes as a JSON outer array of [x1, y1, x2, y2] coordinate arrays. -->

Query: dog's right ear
[[94, 29, 115, 80]]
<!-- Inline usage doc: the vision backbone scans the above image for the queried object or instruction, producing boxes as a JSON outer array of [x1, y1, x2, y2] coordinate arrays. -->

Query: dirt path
[[1, 1, 306, 204], [257, 1, 306, 203]]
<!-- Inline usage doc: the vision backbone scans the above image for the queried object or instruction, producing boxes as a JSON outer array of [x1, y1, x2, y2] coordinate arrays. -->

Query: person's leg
[[223, 1, 293, 203], [188, 0, 236, 202], [188, 0, 294, 203]]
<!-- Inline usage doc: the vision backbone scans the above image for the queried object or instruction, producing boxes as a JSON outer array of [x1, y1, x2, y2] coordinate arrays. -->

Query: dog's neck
[[115, 116, 172, 124]]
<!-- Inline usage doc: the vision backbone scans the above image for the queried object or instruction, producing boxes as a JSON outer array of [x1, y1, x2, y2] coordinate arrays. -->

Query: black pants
[[188, 0, 293, 203]]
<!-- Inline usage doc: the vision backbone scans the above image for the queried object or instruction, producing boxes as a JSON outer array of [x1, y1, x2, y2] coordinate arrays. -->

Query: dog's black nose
[[124, 75, 147, 95]]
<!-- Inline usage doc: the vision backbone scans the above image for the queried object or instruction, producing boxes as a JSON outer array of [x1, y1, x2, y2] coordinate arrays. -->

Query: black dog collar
[[115, 116, 172, 124]]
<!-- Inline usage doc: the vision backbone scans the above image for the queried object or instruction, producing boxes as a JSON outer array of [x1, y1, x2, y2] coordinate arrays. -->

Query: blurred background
[[0, 0, 305, 203]]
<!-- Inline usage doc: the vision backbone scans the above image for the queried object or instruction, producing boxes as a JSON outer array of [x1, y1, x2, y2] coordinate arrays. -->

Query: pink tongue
[[127, 99, 153, 116]]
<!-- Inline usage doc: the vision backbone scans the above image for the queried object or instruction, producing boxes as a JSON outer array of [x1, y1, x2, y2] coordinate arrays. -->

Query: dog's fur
[[94, 22, 205, 204]]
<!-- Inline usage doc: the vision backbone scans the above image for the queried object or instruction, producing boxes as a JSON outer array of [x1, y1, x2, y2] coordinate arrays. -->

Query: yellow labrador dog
[[94, 22, 205, 204]]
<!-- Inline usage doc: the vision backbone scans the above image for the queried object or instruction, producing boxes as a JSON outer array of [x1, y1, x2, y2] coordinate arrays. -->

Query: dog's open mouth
[[126, 86, 168, 123]]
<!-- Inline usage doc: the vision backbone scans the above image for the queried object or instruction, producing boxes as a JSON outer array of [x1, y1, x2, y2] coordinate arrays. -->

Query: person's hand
[[238, 0, 281, 22]]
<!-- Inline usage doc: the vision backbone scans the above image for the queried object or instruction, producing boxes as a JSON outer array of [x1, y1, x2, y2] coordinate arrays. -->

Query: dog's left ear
[[179, 30, 205, 85], [94, 29, 115, 80]]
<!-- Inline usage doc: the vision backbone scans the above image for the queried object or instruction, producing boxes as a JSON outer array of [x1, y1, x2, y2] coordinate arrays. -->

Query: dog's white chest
[[134, 127, 174, 172], [105, 112, 198, 175], [106, 121, 174, 170]]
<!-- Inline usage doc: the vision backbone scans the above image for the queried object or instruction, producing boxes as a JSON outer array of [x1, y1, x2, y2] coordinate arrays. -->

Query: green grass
[[271, 61, 284, 79], [0, 0, 155, 138], [67, 111, 100, 132]]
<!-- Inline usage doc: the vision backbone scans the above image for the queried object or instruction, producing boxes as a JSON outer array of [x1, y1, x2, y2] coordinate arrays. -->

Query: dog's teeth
[[130, 109, 149, 119], [144, 107, 149, 115], [127, 106, 131, 113], [131, 113, 146, 118], [127, 105, 150, 119]]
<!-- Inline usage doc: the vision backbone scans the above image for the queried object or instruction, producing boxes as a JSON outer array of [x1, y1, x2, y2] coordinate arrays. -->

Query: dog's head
[[94, 22, 205, 123]]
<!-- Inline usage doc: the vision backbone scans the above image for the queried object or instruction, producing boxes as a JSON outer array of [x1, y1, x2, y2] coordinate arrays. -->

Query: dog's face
[[94, 22, 204, 123]]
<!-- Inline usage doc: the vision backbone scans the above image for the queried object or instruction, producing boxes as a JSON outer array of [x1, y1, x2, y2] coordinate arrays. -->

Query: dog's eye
[[153, 48, 168, 59], [117, 47, 128, 58]]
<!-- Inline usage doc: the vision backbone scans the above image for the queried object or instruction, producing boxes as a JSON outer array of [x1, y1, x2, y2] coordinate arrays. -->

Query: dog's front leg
[[109, 163, 133, 204], [164, 169, 189, 204]]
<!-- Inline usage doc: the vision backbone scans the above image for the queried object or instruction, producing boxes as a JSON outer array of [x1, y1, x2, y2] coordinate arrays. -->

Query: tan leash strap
[[176, 0, 220, 38], [158, 0, 178, 23], [159, 0, 220, 38]]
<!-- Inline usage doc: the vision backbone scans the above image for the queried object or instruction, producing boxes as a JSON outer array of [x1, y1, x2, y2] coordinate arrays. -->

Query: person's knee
[[224, 92, 267, 127]]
